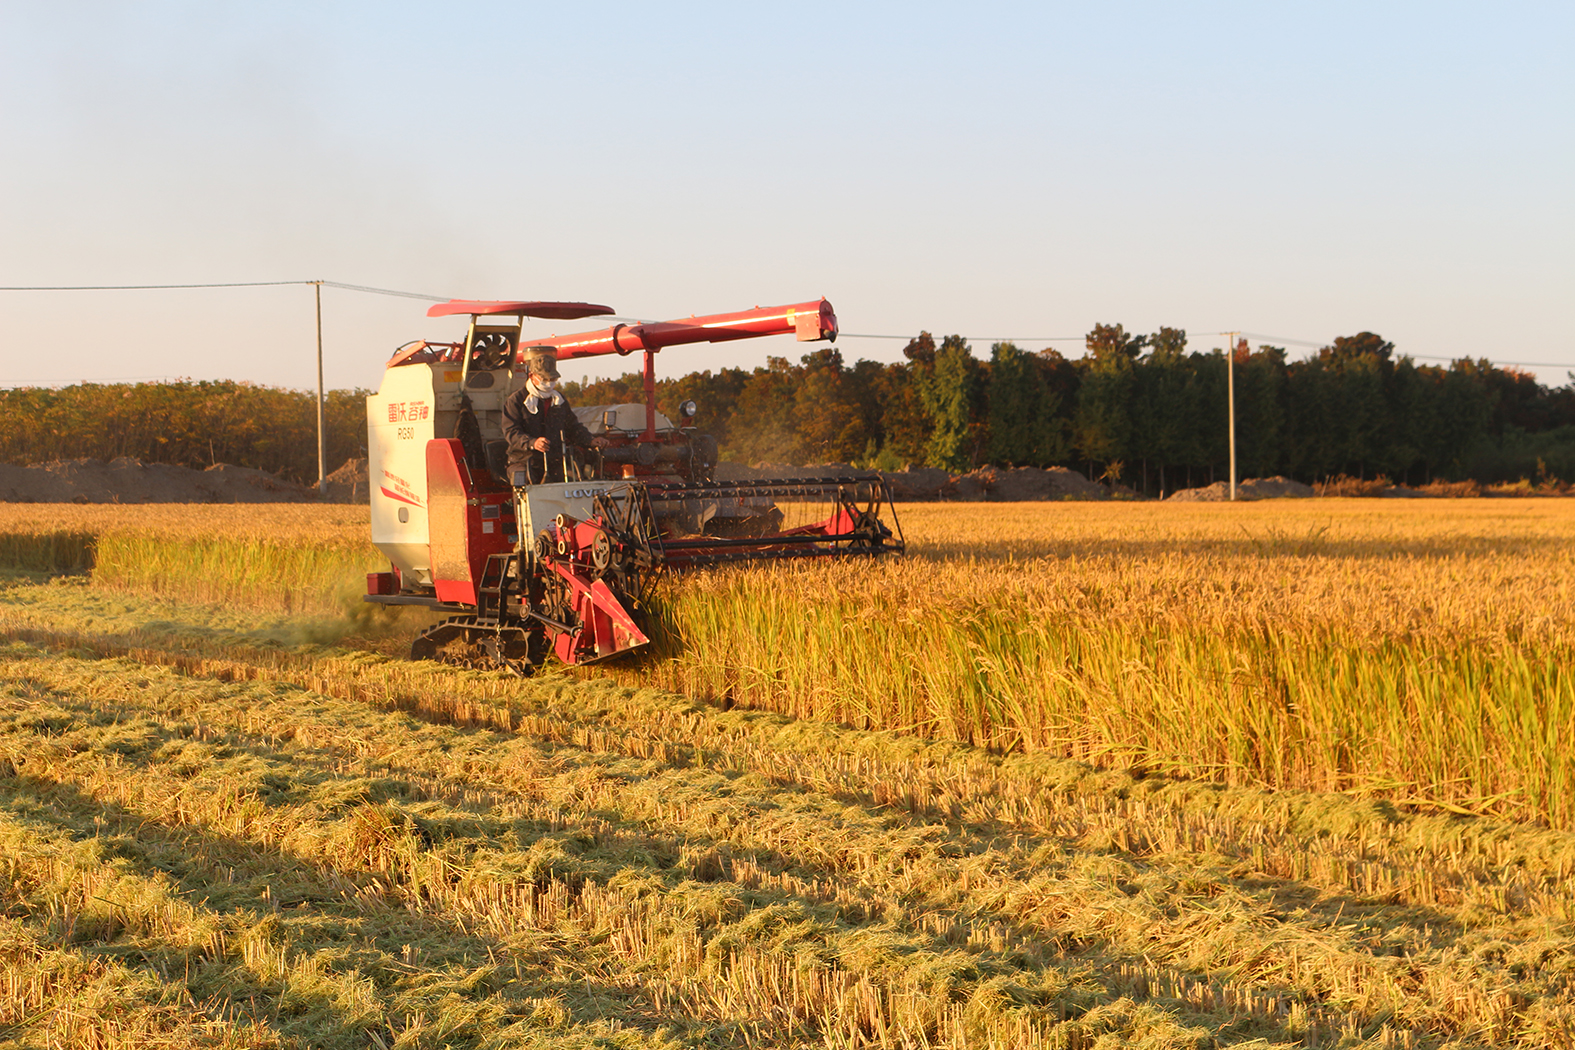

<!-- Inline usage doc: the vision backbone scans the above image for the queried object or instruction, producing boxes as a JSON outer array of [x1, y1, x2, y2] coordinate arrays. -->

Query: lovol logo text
[[563, 488, 609, 499]]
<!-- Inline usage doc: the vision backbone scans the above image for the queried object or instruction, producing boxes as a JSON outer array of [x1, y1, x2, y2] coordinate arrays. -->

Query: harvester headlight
[[679, 400, 698, 419]]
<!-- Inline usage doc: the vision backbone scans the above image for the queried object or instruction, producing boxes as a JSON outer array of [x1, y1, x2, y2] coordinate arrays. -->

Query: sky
[[1, 1, 1570, 393]]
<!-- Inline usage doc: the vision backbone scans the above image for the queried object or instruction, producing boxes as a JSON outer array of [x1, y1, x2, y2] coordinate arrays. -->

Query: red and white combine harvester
[[363, 297, 904, 673]]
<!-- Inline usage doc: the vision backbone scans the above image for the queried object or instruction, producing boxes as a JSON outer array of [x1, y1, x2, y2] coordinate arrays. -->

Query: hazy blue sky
[[2, 1, 1570, 391]]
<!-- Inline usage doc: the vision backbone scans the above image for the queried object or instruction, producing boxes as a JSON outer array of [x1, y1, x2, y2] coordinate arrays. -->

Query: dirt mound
[[946, 467, 1113, 501], [1313, 475, 1398, 498], [875, 468, 951, 500], [1167, 476, 1316, 502], [0, 457, 319, 504], [322, 458, 369, 504]]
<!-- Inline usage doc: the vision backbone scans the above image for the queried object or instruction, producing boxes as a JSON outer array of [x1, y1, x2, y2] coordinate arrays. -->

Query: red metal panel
[[426, 440, 475, 605], [426, 300, 614, 320], [545, 560, 649, 664], [426, 439, 517, 606], [530, 299, 837, 361]]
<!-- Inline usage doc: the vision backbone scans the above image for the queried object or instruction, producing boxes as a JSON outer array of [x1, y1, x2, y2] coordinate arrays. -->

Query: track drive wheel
[[483, 625, 545, 677], [410, 616, 473, 663], [411, 616, 544, 675]]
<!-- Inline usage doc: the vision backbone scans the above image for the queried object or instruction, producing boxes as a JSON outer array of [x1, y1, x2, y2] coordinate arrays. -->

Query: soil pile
[[0, 457, 317, 504], [1167, 476, 1316, 501], [322, 458, 369, 504], [873, 468, 951, 500], [715, 462, 862, 481], [945, 466, 1113, 501]]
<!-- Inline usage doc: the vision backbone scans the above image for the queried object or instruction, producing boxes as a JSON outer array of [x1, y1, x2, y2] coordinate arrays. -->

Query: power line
[[0, 278, 449, 300], [0, 280, 307, 291], [1238, 331, 1326, 349], [1406, 355, 1575, 370], [1241, 333, 1575, 370], [841, 332, 1088, 343], [844, 330, 1261, 345], [6, 284, 1572, 373], [318, 281, 448, 302]]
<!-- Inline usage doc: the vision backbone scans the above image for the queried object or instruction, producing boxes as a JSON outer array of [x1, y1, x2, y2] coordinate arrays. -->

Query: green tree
[[836, 333, 936, 467], [1074, 323, 1145, 470], [1234, 342, 1287, 480], [1435, 359, 1497, 477], [1085, 323, 1147, 363], [1130, 327, 1190, 494], [1283, 358, 1341, 479], [0, 379, 368, 482], [1318, 332, 1395, 478], [726, 357, 803, 465], [658, 367, 749, 450], [1382, 358, 1437, 484], [915, 335, 983, 472], [986, 342, 1066, 466], [792, 348, 869, 463]]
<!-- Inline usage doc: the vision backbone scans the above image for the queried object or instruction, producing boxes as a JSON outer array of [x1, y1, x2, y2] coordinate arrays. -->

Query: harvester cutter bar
[[645, 473, 903, 567], [643, 476, 885, 499], [656, 545, 901, 567], [659, 533, 888, 551]]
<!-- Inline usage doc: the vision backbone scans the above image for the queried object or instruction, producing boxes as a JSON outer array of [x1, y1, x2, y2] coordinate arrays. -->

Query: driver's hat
[[520, 346, 560, 379]]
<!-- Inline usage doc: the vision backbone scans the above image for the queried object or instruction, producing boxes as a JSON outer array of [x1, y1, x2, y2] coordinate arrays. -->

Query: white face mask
[[530, 375, 558, 393]]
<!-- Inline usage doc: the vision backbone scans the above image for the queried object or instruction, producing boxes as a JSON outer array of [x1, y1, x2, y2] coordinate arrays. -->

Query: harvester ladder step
[[476, 553, 513, 626]]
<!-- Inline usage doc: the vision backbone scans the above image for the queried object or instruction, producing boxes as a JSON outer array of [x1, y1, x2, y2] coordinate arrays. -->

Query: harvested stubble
[[1, 582, 1574, 1047]]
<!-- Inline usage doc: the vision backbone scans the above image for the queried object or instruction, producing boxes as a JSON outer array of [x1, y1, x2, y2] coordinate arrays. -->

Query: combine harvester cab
[[364, 297, 904, 673]]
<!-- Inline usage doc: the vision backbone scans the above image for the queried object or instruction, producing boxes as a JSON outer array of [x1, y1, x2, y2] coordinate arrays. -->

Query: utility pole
[[315, 281, 327, 497], [1226, 331, 1238, 502]]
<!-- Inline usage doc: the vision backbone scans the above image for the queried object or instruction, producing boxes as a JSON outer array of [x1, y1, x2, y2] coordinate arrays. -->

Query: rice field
[[646, 500, 1575, 828], [7, 499, 1572, 826], [1, 499, 1574, 1047]]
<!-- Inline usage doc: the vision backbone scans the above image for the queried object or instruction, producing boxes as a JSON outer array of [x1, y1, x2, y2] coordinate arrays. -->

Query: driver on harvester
[[502, 347, 610, 484]]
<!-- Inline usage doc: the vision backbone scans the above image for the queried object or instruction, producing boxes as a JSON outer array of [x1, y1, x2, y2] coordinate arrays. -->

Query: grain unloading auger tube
[[362, 296, 904, 674]]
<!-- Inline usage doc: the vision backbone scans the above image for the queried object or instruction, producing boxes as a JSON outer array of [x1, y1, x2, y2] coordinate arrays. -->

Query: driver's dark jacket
[[502, 387, 596, 483]]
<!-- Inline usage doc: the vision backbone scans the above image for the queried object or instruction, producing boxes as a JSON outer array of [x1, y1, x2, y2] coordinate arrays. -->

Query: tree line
[[568, 326, 1575, 494], [0, 380, 369, 484], [6, 327, 1574, 493]]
